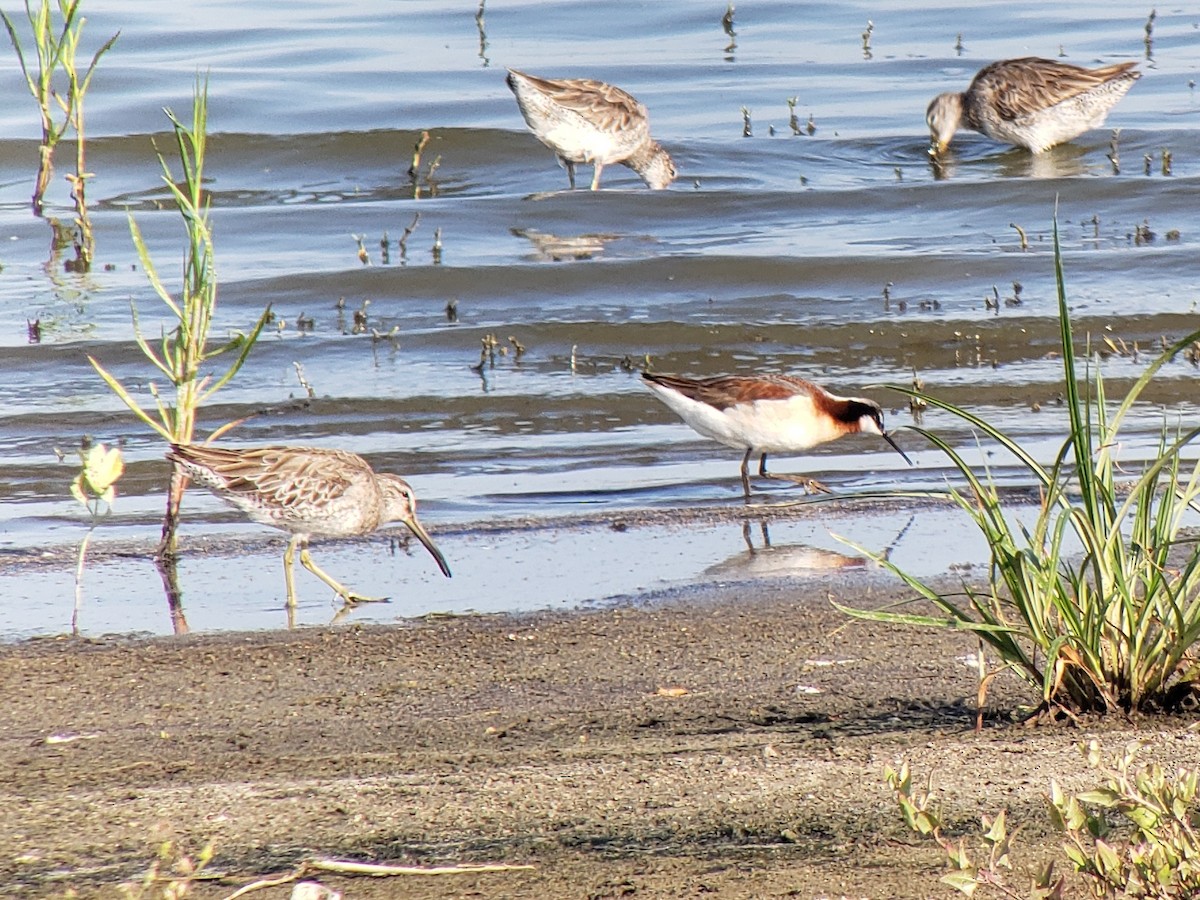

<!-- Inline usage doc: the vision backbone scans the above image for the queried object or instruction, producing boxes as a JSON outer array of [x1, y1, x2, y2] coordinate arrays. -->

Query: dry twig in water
[[407, 130, 430, 180]]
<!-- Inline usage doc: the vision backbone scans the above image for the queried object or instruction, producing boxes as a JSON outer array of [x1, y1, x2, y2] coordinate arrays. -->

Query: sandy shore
[[2, 573, 1197, 899]]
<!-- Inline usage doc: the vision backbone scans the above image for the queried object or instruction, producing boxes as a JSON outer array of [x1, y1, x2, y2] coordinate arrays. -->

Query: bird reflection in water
[[704, 515, 918, 580], [511, 227, 624, 261]]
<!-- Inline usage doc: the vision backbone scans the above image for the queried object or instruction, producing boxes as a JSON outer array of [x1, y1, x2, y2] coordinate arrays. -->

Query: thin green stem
[[72, 519, 93, 635]]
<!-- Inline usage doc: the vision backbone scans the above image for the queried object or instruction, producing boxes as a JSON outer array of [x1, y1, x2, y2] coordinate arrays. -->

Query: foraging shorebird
[[505, 68, 676, 190], [926, 57, 1140, 155], [642, 372, 911, 498], [167, 443, 451, 607]]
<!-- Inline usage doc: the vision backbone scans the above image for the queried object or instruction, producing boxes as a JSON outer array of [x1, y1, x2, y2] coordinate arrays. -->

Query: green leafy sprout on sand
[[888, 741, 1200, 898], [115, 838, 214, 900], [840, 215, 1200, 718]]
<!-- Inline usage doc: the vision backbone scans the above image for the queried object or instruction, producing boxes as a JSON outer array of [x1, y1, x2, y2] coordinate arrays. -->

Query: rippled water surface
[[1, 0, 1198, 637]]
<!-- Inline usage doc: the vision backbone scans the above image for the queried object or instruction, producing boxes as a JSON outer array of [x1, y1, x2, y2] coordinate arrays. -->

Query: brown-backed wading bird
[[167, 443, 451, 607], [926, 57, 1139, 154], [506, 68, 676, 190]]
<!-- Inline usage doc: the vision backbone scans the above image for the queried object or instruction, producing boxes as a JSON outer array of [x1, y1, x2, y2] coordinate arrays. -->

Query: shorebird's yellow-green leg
[[298, 545, 388, 605], [283, 534, 301, 608]]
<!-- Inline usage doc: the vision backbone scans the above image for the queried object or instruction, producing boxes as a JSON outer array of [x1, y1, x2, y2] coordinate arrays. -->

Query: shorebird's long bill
[[405, 517, 452, 578], [882, 432, 914, 467]]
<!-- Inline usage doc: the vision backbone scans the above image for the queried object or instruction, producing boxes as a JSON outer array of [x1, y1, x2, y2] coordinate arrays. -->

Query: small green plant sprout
[[407, 129, 429, 181], [69, 438, 123, 635], [88, 77, 270, 561], [117, 838, 215, 899], [884, 761, 1052, 898], [1050, 740, 1200, 898], [1, 0, 118, 252], [838, 216, 1200, 719], [890, 743, 1200, 899]]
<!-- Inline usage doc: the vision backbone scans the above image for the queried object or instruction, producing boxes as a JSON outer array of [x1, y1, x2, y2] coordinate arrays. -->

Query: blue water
[[0, 0, 1197, 637]]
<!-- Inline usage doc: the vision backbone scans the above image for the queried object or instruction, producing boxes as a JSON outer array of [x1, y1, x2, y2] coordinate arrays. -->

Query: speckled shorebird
[[505, 68, 676, 190], [167, 443, 451, 607], [926, 57, 1140, 155], [642, 372, 912, 498]]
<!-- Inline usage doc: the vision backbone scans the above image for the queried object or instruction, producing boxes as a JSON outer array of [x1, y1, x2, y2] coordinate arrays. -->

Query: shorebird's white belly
[[1000, 110, 1099, 153], [542, 120, 621, 164], [651, 388, 844, 453], [999, 87, 1133, 153]]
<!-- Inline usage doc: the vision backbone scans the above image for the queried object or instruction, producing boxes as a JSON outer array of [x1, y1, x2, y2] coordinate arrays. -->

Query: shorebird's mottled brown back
[[507, 69, 649, 133], [167, 444, 385, 536], [969, 58, 1139, 125]]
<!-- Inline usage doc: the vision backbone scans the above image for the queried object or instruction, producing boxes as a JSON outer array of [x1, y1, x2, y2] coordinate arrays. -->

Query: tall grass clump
[[2, 0, 118, 265], [843, 218, 1200, 718], [89, 78, 270, 561]]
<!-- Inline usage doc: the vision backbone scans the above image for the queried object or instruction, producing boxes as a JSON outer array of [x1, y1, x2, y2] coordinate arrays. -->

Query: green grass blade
[[87, 356, 171, 440], [128, 214, 182, 317], [832, 601, 1017, 634], [886, 388, 1056, 491], [199, 304, 272, 401]]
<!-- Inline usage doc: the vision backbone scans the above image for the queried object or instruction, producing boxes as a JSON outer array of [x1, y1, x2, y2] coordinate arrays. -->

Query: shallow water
[[0, 0, 1197, 638]]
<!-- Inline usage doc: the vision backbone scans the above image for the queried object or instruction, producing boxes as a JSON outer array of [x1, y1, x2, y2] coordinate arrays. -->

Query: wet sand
[[4, 574, 1198, 899]]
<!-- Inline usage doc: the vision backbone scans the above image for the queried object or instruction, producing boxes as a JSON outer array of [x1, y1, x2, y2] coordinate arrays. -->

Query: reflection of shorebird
[[506, 68, 676, 190], [642, 372, 911, 498], [926, 57, 1140, 154], [704, 521, 866, 579], [167, 444, 451, 608], [512, 227, 621, 261]]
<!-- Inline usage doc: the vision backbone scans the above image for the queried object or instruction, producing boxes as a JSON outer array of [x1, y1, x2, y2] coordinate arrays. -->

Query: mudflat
[[2, 578, 1196, 899]]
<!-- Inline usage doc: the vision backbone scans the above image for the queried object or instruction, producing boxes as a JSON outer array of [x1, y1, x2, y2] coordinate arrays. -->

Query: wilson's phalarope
[[642, 372, 911, 498]]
